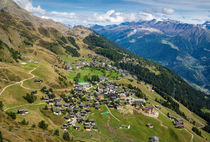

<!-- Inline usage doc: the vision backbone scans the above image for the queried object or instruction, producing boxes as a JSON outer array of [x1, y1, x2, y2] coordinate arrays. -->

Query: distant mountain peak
[[202, 21, 210, 29]]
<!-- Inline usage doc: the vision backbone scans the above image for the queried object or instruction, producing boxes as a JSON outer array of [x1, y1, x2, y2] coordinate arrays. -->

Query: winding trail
[[0, 65, 39, 96], [0, 126, 26, 142], [185, 128, 194, 142], [4, 103, 45, 112], [152, 104, 194, 142], [105, 105, 120, 122], [54, 88, 72, 92], [19, 65, 40, 90]]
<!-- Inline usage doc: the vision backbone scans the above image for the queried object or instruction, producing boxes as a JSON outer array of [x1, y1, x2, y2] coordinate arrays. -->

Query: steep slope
[[92, 20, 210, 94], [0, 0, 71, 33]]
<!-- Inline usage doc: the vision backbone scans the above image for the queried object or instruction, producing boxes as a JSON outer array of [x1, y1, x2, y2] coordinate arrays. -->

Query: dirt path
[[0, 65, 39, 96], [54, 88, 72, 92], [105, 105, 120, 122], [155, 117, 168, 129], [152, 104, 194, 142], [20, 65, 40, 90], [0, 126, 26, 142], [4, 103, 45, 111], [185, 128, 194, 142]]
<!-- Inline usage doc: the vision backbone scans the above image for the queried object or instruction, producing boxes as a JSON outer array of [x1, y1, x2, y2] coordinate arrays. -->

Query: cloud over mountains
[[12, 0, 209, 26]]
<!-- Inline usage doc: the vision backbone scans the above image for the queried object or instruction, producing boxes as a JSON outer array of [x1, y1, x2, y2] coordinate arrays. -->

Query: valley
[[92, 20, 210, 94]]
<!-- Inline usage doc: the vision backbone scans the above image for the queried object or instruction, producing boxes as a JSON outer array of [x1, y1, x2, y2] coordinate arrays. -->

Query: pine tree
[[38, 120, 48, 130], [54, 129, 59, 136], [0, 101, 3, 111], [0, 131, 3, 142], [63, 132, 70, 141]]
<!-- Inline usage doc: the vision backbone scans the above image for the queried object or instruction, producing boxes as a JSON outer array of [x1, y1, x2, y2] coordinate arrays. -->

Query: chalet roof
[[18, 109, 28, 112], [53, 109, 61, 113], [55, 102, 62, 106], [64, 115, 70, 119], [149, 136, 159, 142], [89, 119, 94, 122], [61, 125, 68, 129], [92, 125, 98, 129]]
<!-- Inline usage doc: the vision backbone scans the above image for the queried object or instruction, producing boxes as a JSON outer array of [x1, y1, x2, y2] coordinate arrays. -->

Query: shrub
[[63, 132, 70, 141], [192, 127, 202, 136], [6, 112, 16, 119], [91, 75, 100, 82], [31, 124, 36, 128], [38, 120, 48, 130], [20, 119, 29, 125], [54, 129, 59, 136], [23, 93, 37, 103], [0, 101, 3, 111], [0, 131, 2, 142]]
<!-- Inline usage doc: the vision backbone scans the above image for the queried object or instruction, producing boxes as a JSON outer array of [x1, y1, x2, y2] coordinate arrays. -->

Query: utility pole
[[113, 136, 115, 142], [90, 133, 93, 142]]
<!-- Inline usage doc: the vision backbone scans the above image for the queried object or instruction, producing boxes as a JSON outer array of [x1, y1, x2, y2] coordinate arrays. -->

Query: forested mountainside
[[0, 0, 209, 141], [92, 20, 210, 94], [82, 33, 210, 122]]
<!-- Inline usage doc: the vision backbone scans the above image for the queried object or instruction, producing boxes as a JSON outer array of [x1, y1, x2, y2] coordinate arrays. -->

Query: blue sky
[[13, 0, 210, 26]]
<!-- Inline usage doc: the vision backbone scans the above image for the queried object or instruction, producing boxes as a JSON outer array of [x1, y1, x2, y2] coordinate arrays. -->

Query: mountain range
[[92, 19, 210, 94]]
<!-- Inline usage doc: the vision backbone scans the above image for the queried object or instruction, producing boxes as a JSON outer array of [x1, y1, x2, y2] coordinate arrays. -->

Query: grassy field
[[114, 78, 209, 142], [68, 67, 122, 82], [23, 79, 44, 90], [80, 106, 191, 142], [201, 109, 210, 114], [0, 84, 31, 108]]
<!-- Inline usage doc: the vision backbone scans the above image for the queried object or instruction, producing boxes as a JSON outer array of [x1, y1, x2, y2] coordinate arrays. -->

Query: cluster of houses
[[35, 78, 157, 132], [54, 55, 138, 80], [17, 56, 162, 137], [16, 71, 159, 132], [54, 55, 111, 71], [120, 57, 140, 66], [167, 113, 185, 129]]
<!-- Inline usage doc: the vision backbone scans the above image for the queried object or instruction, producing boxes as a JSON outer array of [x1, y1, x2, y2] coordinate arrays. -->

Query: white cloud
[[92, 10, 156, 25], [93, 10, 124, 23], [12, 0, 209, 26], [13, 0, 46, 14], [162, 8, 175, 14], [13, 0, 77, 25], [134, 12, 156, 21], [49, 11, 76, 19]]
